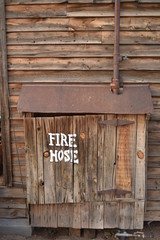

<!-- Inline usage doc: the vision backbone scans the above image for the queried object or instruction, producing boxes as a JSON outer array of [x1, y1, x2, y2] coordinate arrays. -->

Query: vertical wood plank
[[135, 115, 146, 200], [43, 117, 56, 203], [119, 202, 134, 230], [61, 116, 73, 203], [103, 201, 119, 228], [89, 202, 103, 229], [73, 116, 86, 203], [25, 118, 38, 204], [30, 204, 57, 228], [104, 115, 117, 193], [58, 204, 73, 228], [116, 115, 137, 198], [55, 117, 62, 203], [36, 118, 44, 204], [98, 114, 117, 201], [73, 203, 81, 229], [97, 115, 105, 198], [30, 204, 40, 227], [85, 115, 99, 202], [134, 200, 144, 229], [0, 0, 12, 186], [40, 204, 57, 228], [81, 202, 89, 229], [55, 116, 73, 203]]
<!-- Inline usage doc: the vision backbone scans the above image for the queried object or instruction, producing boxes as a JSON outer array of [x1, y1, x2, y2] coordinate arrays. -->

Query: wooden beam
[[0, 0, 12, 186]]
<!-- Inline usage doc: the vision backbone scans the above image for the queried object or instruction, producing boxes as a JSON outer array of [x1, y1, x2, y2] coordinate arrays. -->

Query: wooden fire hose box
[[18, 84, 153, 230]]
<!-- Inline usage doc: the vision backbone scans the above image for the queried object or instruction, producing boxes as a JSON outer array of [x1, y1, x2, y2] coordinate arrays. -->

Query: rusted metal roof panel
[[17, 84, 153, 114]]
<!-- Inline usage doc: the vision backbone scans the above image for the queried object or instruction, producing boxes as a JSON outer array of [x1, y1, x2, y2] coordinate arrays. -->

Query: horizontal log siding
[[5, 1, 160, 5], [5, 1, 160, 221], [0, 187, 27, 218]]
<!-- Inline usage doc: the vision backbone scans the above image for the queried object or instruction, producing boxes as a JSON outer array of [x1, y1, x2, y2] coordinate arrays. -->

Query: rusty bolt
[[43, 151, 50, 158]]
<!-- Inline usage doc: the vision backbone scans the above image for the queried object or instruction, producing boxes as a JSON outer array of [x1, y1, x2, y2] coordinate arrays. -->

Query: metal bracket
[[98, 189, 131, 196], [98, 119, 134, 127]]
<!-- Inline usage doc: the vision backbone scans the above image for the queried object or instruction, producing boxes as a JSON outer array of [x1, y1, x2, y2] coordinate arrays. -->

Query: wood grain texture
[[6, 4, 67, 18], [60, 116, 73, 203], [25, 114, 147, 228], [43, 118, 56, 203], [67, 3, 160, 17], [25, 118, 38, 204], [7, 31, 102, 45], [36, 118, 44, 204], [134, 200, 144, 229], [135, 115, 147, 200], [144, 210, 160, 221], [7, 45, 160, 58], [7, 57, 160, 71], [30, 204, 57, 228], [6, 17, 160, 32], [8, 70, 160, 84], [119, 202, 134, 229], [103, 202, 119, 228], [73, 116, 86, 203], [5, 0, 160, 5], [6, 3, 159, 19], [4, 0, 160, 224], [116, 115, 137, 198], [7, 31, 160, 45], [58, 204, 73, 228], [89, 202, 103, 229], [29, 200, 147, 229], [85, 115, 100, 202], [0, 187, 26, 198], [0, 0, 12, 186], [0, 198, 26, 209], [0, 208, 26, 218], [98, 115, 116, 201]]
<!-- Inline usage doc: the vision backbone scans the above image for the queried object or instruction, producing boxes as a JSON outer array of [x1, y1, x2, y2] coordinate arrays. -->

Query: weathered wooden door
[[98, 114, 136, 198], [25, 115, 103, 204], [25, 114, 146, 229]]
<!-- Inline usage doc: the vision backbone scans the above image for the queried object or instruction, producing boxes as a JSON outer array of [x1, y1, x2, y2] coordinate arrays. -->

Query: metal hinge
[[98, 189, 131, 196], [98, 119, 134, 127]]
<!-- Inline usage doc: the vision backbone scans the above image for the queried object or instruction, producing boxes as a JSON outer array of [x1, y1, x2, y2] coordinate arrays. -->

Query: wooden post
[[0, 0, 12, 186]]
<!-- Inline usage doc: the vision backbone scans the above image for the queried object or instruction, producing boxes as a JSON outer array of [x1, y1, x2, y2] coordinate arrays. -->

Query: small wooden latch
[[98, 119, 134, 127]]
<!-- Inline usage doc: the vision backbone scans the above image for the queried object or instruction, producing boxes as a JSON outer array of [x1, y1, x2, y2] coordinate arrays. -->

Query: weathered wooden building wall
[[0, 0, 160, 223]]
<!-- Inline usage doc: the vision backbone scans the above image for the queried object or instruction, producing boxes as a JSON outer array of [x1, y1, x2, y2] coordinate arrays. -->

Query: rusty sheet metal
[[17, 84, 153, 114]]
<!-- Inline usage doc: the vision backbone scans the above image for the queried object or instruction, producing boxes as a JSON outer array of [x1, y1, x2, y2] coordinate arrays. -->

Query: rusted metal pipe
[[110, 0, 121, 94], [115, 231, 144, 239]]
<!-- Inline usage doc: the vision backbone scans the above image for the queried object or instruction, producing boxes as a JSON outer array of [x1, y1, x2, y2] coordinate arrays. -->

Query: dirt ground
[[0, 222, 159, 240]]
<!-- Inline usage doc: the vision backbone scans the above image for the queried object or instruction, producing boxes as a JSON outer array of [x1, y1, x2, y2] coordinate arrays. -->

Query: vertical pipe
[[110, 0, 120, 94]]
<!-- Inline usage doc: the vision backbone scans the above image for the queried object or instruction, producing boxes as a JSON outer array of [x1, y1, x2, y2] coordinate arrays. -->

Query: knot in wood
[[137, 150, 144, 159], [80, 132, 85, 140]]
